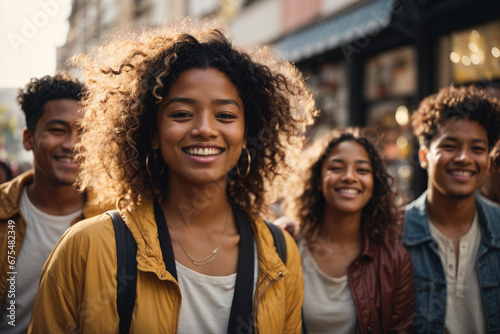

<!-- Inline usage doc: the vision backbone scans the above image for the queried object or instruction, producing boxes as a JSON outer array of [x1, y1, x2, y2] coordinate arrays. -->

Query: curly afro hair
[[283, 128, 399, 244], [17, 72, 85, 133], [411, 85, 500, 150], [76, 18, 317, 215], [490, 139, 500, 169]]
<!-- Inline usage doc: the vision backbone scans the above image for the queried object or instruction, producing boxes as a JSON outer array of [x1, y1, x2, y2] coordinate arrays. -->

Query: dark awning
[[274, 0, 397, 61]]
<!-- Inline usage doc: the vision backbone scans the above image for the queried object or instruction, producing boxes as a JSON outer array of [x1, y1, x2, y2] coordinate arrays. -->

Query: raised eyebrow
[[45, 119, 71, 128], [163, 97, 195, 108], [440, 136, 487, 145], [212, 99, 241, 109], [471, 138, 488, 145], [327, 158, 371, 165], [440, 136, 459, 142], [355, 160, 372, 165], [162, 97, 241, 110]]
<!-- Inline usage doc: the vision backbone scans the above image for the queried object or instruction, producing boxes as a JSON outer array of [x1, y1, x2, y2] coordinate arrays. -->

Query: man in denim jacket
[[401, 86, 500, 334]]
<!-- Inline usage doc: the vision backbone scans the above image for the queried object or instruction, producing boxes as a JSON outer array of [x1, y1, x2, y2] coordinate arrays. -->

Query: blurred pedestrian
[[401, 85, 500, 333], [0, 73, 108, 333], [479, 139, 500, 207], [285, 128, 414, 334], [0, 160, 13, 184], [30, 19, 316, 333]]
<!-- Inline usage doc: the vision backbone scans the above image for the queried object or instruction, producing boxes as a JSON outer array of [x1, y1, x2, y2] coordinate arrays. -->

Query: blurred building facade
[[57, 0, 500, 202], [56, 0, 187, 71], [0, 88, 33, 175]]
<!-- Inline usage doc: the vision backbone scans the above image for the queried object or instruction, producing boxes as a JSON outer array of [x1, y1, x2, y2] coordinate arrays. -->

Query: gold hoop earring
[[146, 150, 165, 177], [237, 147, 251, 178]]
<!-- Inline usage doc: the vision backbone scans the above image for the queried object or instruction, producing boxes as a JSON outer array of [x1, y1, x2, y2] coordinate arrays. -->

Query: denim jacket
[[401, 191, 500, 334]]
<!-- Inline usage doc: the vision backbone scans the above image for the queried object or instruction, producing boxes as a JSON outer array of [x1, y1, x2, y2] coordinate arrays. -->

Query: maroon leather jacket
[[347, 233, 414, 334]]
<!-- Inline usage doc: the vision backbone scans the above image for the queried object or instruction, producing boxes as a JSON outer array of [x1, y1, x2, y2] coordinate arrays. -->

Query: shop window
[[364, 46, 417, 204], [439, 20, 500, 85], [365, 46, 417, 101], [303, 62, 348, 132]]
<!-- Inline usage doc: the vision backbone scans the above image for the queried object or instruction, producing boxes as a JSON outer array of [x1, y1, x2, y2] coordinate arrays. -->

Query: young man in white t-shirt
[[401, 86, 500, 334], [0, 73, 105, 333]]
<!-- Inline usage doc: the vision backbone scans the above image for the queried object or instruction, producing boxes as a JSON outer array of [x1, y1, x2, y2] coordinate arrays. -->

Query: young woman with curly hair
[[29, 19, 316, 334], [284, 128, 414, 334]]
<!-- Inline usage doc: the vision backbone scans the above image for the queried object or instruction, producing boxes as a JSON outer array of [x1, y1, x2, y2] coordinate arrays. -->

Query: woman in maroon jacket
[[284, 128, 414, 334]]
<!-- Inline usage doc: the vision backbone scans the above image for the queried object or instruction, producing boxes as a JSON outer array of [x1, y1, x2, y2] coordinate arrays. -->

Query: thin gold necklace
[[168, 206, 231, 266]]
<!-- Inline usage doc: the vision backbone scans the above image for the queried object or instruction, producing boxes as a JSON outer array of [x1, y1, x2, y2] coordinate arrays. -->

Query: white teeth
[[57, 158, 74, 163], [187, 148, 221, 156], [338, 189, 358, 194], [451, 171, 472, 177]]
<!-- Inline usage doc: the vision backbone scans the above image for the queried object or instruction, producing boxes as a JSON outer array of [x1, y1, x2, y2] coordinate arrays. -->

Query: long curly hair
[[412, 85, 500, 150], [284, 128, 399, 243], [17, 72, 85, 132], [76, 19, 317, 215]]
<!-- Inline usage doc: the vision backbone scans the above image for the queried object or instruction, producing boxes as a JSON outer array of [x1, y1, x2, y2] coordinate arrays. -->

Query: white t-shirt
[[0, 188, 81, 333], [176, 241, 259, 334], [429, 212, 487, 334], [299, 238, 357, 334]]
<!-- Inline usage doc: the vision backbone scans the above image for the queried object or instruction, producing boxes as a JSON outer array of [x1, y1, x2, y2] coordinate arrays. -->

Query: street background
[[1, 0, 500, 202]]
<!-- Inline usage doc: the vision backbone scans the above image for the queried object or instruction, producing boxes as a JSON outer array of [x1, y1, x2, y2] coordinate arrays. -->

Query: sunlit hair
[[284, 128, 399, 243], [17, 72, 85, 133], [75, 18, 317, 215], [491, 140, 500, 169], [412, 85, 500, 150]]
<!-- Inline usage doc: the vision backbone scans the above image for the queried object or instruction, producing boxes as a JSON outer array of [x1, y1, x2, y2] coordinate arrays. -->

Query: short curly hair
[[17, 72, 85, 133], [76, 19, 317, 215], [284, 128, 399, 244], [412, 85, 500, 150], [491, 140, 500, 169]]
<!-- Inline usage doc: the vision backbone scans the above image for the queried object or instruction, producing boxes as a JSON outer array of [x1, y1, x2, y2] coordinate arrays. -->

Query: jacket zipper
[[253, 271, 285, 333]]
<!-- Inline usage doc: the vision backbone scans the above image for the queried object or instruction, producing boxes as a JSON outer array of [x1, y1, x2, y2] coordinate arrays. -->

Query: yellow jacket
[[0, 170, 106, 308], [29, 200, 304, 333]]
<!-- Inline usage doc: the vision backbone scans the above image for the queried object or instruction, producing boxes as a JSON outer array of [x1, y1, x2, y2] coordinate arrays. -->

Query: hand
[[273, 216, 299, 238]]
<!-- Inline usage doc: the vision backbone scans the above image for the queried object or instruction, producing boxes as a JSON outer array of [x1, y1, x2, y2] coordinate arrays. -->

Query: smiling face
[[319, 140, 374, 217], [22, 99, 82, 186], [420, 118, 489, 200], [153, 68, 246, 186]]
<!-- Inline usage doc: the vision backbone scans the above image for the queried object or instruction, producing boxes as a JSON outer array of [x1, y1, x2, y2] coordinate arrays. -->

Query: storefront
[[438, 20, 500, 87], [275, 0, 500, 203]]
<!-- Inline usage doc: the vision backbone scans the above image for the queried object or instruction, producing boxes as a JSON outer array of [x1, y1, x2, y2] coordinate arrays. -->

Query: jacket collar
[[401, 190, 432, 246], [475, 193, 500, 248], [358, 230, 377, 260], [251, 214, 289, 277], [0, 170, 34, 220], [401, 190, 500, 248], [0, 169, 103, 222]]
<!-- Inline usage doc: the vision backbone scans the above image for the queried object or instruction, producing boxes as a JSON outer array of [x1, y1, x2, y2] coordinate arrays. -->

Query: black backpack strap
[[266, 220, 309, 334], [264, 220, 287, 265], [107, 210, 137, 334]]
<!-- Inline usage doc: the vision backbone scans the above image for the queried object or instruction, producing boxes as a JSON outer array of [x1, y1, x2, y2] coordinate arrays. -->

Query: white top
[[0, 188, 81, 333], [429, 212, 487, 334], [298, 238, 357, 334], [176, 242, 259, 334]]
